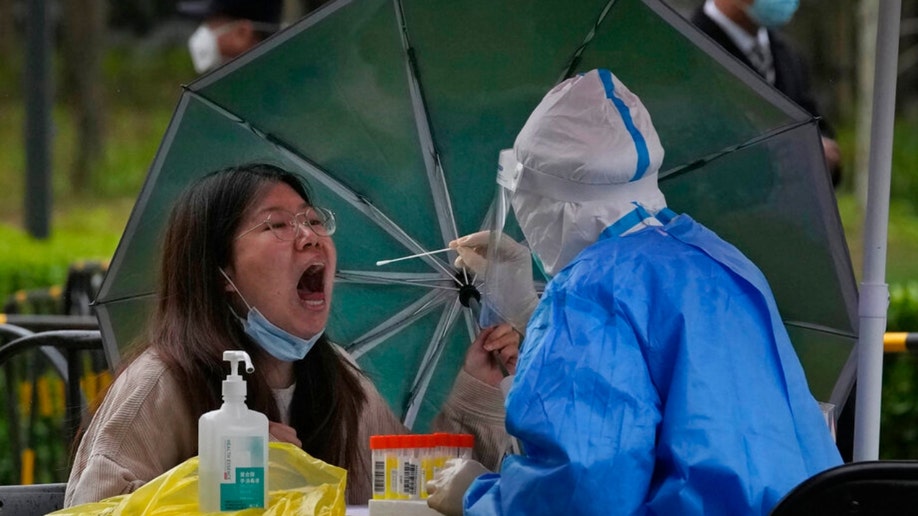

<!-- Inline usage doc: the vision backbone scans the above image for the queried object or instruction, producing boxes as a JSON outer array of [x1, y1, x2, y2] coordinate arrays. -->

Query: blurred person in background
[[691, 0, 843, 187], [178, 0, 283, 74]]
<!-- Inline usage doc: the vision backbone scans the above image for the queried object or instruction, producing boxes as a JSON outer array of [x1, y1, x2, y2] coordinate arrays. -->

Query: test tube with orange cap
[[369, 435, 386, 500]]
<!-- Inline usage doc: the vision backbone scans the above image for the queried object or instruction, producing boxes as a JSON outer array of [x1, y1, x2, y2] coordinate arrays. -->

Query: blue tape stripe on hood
[[598, 69, 650, 181]]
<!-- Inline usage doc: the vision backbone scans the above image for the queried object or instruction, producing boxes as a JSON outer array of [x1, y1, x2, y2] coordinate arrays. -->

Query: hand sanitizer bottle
[[198, 350, 269, 511]]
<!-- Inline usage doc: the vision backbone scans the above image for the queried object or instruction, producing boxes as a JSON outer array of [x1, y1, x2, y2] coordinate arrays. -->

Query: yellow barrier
[[884, 332, 918, 353], [21, 448, 35, 485]]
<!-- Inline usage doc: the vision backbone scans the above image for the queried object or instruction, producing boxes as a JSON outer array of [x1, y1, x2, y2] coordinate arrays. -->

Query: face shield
[[475, 150, 541, 332]]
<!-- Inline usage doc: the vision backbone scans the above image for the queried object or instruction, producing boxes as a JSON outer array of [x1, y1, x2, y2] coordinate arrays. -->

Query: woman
[[65, 163, 517, 506]]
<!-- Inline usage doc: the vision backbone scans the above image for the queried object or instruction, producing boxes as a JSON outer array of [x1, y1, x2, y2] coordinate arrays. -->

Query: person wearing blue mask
[[691, 0, 842, 187], [427, 69, 842, 515], [64, 163, 518, 506]]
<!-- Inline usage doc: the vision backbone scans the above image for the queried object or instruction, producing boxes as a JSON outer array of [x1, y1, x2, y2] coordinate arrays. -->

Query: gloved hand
[[427, 458, 491, 516], [449, 231, 539, 334]]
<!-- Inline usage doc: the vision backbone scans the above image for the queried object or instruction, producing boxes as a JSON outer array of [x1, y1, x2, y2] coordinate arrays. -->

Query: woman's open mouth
[[297, 263, 326, 307]]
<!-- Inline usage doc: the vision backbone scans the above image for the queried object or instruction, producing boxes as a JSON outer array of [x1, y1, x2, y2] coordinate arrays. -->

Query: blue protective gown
[[465, 211, 842, 515]]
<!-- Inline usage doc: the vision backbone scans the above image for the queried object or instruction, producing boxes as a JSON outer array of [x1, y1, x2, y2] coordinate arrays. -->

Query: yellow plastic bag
[[51, 442, 347, 516]]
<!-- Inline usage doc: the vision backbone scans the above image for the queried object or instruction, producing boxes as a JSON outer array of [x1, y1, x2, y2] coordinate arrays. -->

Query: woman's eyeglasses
[[236, 207, 337, 241]]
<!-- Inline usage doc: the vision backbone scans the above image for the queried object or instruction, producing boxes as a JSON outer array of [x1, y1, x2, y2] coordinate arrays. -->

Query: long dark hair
[[140, 163, 367, 474]]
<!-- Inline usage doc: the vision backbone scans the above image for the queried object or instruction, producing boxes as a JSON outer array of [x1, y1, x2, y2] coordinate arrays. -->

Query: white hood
[[504, 68, 667, 275]]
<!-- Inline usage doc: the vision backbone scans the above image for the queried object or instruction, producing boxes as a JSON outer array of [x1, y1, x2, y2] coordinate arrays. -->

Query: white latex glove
[[427, 458, 491, 516], [449, 231, 539, 334]]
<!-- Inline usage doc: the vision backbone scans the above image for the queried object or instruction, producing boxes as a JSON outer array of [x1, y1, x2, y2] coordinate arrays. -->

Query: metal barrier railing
[[0, 329, 104, 438], [0, 314, 98, 332], [0, 327, 105, 484], [0, 261, 107, 484]]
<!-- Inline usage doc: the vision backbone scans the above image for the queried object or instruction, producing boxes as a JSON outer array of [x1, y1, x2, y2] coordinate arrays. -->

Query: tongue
[[298, 290, 324, 301]]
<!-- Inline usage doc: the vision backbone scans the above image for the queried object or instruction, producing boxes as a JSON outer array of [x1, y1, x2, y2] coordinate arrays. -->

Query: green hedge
[[0, 228, 75, 304], [0, 220, 118, 306]]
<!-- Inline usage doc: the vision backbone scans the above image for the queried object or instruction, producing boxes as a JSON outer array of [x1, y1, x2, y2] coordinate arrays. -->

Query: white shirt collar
[[703, 0, 771, 56]]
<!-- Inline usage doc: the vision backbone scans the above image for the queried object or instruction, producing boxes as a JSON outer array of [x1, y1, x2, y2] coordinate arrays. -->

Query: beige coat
[[65, 348, 509, 506]]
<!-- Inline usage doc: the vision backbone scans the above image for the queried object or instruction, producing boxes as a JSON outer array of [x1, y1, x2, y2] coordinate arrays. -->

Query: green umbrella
[[94, 0, 857, 432]]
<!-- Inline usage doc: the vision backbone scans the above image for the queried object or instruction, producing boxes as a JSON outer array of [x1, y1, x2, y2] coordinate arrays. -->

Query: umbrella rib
[[783, 320, 857, 340], [403, 297, 463, 430], [92, 291, 156, 305], [336, 270, 458, 291], [658, 119, 816, 181], [559, 0, 617, 82], [186, 90, 458, 279], [356, 203, 457, 278], [393, 0, 460, 247], [346, 289, 453, 360]]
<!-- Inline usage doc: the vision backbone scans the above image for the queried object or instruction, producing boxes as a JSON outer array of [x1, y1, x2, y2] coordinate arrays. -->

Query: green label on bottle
[[219, 436, 265, 509]]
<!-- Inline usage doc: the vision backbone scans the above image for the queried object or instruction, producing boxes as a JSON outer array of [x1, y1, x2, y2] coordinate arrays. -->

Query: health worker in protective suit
[[427, 68, 841, 516]]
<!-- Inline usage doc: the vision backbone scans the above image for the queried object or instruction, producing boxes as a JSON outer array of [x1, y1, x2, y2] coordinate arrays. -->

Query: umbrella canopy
[[94, 0, 858, 432]]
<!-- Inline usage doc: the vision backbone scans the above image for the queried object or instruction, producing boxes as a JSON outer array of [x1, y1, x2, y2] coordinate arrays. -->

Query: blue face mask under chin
[[219, 268, 324, 361], [239, 307, 323, 362]]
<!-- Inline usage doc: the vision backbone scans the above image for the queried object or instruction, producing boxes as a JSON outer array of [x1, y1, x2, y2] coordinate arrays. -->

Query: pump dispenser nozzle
[[224, 350, 254, 375], [222, 350, 254, 399]]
